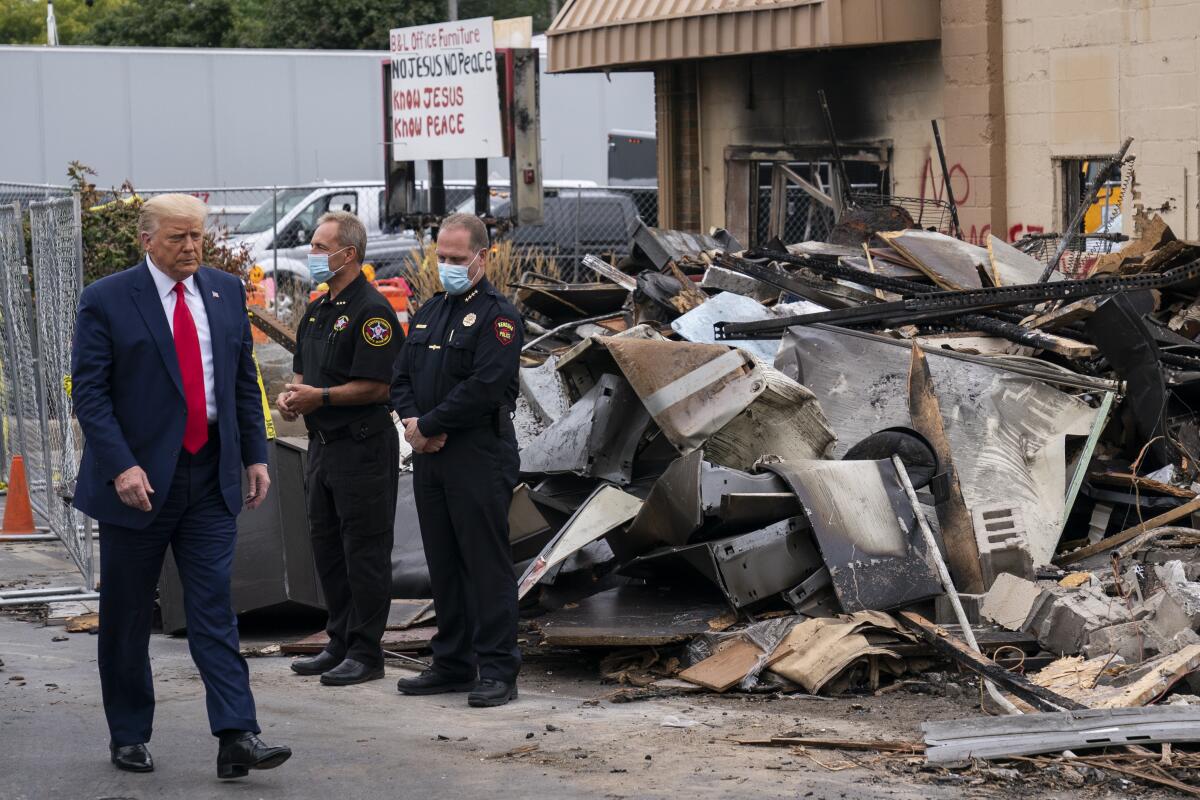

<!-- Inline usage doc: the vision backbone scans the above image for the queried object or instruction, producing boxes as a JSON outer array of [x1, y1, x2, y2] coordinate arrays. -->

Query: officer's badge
[[494, 317, 516, 346], [333, 315, 349, 332], [463, 313, 477, 327], [363, 317, 393, 347]]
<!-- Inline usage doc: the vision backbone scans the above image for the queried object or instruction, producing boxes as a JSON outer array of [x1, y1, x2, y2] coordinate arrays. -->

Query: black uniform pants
[[306, 425, 399, 669], [413, 424, 521, 683]]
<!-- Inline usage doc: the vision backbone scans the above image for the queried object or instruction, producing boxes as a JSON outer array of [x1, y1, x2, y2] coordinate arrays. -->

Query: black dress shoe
[[290, 650, 343, 676], [216, 732, 292, 780], [319, 657, 384, 686], [468, 678, 518, 708], [110, 742, 153, 773], [396, 668, 477, 695]]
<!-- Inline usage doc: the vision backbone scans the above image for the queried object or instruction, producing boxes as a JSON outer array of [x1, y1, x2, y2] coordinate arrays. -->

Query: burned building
[[546, 0, 1200, 247]]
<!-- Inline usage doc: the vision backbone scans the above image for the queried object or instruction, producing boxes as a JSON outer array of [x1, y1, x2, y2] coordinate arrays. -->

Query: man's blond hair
[[139, 193, 208, 236]]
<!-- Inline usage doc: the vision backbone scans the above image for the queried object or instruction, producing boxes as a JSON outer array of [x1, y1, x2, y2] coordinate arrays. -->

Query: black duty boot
[[110, 742, 154, 773], [216, 732, 291, 780], [468, 678, 518, 708], [320, 658, 384, 686], [290, 650, 342, 676], [396, 668, 477, 695]]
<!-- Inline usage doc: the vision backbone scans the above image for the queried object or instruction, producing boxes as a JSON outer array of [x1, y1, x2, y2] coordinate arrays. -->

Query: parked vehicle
[[226, 181, 420, 320], [453, 187, 642, 276]]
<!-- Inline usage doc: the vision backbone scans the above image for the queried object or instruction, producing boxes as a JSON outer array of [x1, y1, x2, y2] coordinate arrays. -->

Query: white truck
[[226, 181, 421, 319]]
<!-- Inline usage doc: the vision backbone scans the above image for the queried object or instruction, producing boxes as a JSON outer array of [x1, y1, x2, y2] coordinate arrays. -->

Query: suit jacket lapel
[[131, 262, 184, 399], [194, 269, 226, 401]]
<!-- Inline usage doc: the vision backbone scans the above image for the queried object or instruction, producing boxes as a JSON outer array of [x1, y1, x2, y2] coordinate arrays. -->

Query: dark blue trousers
[[97, 433, 258, 746], [413, 424, 521, 683]]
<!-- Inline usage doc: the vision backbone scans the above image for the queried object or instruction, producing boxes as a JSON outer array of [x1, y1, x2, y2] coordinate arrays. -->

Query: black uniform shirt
[[293, 273, 403, 432], [391, 278, 522, 437]]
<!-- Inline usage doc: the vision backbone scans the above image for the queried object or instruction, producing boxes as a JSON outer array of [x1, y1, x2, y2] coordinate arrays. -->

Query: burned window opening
[[1059, 155, 1124, 236]]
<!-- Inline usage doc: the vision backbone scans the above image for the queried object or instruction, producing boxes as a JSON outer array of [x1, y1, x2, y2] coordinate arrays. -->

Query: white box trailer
[[0, 39, 653, 189]]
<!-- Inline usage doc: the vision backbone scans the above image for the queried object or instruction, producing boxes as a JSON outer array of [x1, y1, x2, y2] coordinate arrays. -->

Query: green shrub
[[68, 162, 252, 285]]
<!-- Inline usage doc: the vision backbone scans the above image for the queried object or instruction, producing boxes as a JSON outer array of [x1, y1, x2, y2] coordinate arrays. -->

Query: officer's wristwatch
[[322, 388, 331, 406]]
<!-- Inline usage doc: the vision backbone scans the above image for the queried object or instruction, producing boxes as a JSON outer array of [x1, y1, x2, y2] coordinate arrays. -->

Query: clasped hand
[[401, 417, 446, 454]]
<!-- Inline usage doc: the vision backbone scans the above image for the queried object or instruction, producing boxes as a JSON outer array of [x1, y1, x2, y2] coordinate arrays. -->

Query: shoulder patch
[[362, 317, 394, 347], [494, 317, 517, 346]]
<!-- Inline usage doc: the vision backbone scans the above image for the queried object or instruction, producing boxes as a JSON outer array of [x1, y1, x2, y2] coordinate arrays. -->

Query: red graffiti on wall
[[919, 156, 970, 207], [1008, 223, 1045, 241], [965, 225, 991, 245], [917, 153, 1044, 245]]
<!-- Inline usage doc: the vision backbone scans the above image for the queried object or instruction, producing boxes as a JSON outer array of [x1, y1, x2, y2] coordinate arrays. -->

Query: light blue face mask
[[438, 252, 480, 295], [307, 246, 349, 285]]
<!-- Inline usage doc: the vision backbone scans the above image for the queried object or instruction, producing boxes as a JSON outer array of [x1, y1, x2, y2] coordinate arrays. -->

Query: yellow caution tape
[[250, 345, 276, 440]]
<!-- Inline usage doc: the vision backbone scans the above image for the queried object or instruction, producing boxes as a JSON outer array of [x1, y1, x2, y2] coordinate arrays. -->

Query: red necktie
[[172, 282, 208, 454]]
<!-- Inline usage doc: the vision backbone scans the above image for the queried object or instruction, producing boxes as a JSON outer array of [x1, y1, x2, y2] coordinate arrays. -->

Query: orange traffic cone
[[4, 455, 36, 535]]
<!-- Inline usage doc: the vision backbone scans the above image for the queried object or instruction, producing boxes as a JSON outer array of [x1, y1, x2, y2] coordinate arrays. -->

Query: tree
[[249, 0, 441, 50], [84, 0, 235, 47], [458, 0, 557, 33], [0, 0, 126, 45]]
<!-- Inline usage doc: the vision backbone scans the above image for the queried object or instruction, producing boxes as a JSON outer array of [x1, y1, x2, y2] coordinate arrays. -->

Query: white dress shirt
[[147, 257, 217, 422]]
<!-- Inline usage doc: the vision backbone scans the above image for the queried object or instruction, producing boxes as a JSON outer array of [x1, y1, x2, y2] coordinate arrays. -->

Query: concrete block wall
[[941, 0, 1008, 243], [1001, 0, 1200, 240]]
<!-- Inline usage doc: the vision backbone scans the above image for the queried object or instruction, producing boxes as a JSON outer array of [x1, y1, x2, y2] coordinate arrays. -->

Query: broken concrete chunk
[[980, 573, 1045, 631], [1040, 587, 1135, 656], [1145, 583, 1200, 643], [971, 503, 1036, 586], [1084, 621, 1154, 661]]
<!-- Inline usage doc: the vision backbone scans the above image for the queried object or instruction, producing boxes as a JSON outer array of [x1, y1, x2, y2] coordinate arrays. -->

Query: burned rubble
[[478, 166, 1200, 790]]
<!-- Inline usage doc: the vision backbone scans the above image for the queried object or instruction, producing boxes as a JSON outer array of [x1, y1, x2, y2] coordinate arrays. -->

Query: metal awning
[[546, 0, 941, 73]]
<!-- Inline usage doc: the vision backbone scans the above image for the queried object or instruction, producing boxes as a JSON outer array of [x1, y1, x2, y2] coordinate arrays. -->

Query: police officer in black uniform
[[391, 213, 523, 708], [276, 210, 402, 687]]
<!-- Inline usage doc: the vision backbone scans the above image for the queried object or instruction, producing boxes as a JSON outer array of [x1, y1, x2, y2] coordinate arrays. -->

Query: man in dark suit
[[72, 194, 291, 779]]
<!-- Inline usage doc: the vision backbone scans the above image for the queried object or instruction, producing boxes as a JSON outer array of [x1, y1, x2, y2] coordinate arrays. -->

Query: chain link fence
[[0, 197, 95, 599], [0, 203, 29, 487], [0, 181, 660, 301], [28, 196, 92, 588]]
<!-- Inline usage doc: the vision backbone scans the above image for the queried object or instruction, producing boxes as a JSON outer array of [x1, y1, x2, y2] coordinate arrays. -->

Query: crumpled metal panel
[[615, 449, 704, 559], [778, 325, 1099, 567], [518, 372, 651, 485], [670, 291, 781, 363], [622, 516, 824, 610], [632, 222, 727, 271], [604, 336, 836, 470], [605, 338, 764, 454], [517, 483, 643, 599], [613, 449, 800, 560], [556, 323, 666, 401], [765, 459, 942, 612], [702, 362, 836, 472], [700, 265, 779, 303], [520, 356, 571, 424]]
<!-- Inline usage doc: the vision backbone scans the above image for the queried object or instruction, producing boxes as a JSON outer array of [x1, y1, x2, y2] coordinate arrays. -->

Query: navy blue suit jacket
[[71, 262, 269, 529]]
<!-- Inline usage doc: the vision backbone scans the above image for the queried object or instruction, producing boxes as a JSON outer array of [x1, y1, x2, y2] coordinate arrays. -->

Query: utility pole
[[46, 0, 59, 46], [447, 0, 458, 21]]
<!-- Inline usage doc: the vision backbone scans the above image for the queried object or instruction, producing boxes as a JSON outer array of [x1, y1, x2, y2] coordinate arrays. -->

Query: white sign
[[389, 17, 504, 161]]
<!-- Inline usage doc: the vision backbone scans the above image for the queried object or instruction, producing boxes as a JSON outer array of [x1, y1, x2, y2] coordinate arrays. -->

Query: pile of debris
[[497, 198, 1200, 787]]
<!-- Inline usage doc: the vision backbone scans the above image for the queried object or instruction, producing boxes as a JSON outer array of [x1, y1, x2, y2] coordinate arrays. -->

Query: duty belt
[[310, 407, 393, 444]]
